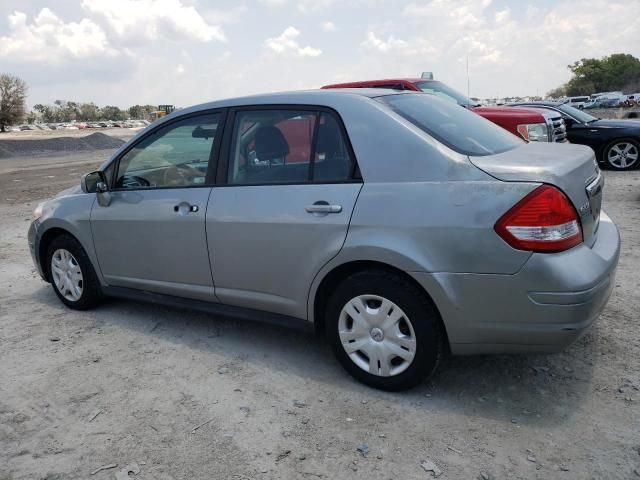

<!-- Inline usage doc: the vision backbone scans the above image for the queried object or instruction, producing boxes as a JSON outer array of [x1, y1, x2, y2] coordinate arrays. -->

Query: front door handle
[[174, 202, 199, 214], [305, 202, 342, 214]]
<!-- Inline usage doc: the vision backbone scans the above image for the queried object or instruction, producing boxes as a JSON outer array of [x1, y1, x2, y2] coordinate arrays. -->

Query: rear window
[[377, 93, 523, 156]]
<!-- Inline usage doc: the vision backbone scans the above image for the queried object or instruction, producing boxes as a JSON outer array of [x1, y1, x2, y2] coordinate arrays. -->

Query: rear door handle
[[174, 202, 199, 214], [305, 203, 342, 214]]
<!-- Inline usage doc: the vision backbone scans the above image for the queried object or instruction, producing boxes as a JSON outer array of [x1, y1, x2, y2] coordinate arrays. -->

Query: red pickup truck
[[322, 78, 568, 143]]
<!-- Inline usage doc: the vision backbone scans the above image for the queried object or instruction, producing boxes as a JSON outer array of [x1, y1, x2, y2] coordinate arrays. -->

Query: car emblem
[[578, 201, 591, 216]]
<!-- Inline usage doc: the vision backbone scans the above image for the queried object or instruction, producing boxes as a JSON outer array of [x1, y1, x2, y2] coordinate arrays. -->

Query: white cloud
[[203, 6, 248, 25], [362, 32, 408, 53], [264, 27, 322, 57], [403, 0, 491, 28], [494, 8, 510, 23], [258, 0, 337, 13], [259, 0, 288, 6], [81, 0, 225, 42], [321, 21, 337, 32], [0, 8, 119, 62], [361, 31, 436, 57], [2, 0, 640, 108]]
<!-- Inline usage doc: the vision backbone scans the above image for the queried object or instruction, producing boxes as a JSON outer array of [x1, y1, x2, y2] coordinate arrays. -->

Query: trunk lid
[[469, 142, 602, 247]]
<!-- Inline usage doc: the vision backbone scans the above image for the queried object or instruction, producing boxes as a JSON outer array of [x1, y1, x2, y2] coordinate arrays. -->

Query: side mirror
[[563, 117, 575, 128], [81, 171, 107, 194]]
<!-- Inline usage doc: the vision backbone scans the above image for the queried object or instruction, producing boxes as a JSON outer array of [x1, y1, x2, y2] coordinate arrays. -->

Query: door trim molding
[[102, 286, 314, 332]]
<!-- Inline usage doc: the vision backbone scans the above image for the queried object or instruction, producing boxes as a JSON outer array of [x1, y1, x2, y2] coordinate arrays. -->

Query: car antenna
[[466, 55, 471, 108]]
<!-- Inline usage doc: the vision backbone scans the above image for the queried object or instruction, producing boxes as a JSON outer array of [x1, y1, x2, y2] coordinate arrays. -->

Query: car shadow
[[33, 286, 597, 428]]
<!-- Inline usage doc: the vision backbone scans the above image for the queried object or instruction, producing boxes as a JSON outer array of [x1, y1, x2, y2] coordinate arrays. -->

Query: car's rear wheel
[[325, 269, 444, 391], [47, 235, 102, 310], [604, 138, 639, 170]]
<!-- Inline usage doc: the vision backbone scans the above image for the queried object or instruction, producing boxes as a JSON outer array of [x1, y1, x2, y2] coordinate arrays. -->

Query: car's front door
[[91, 111, 225, 301], [206, 107, 362, 319]]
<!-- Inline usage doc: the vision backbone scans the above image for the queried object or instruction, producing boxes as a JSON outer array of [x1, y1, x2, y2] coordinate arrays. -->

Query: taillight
[[494, 185, 583, 252]]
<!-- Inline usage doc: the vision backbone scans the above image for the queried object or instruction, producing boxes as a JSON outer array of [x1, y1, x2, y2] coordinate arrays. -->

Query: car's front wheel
[[604, 138, 639, 170], [325, 270, 444, 391], [47, 234, 102, 310]]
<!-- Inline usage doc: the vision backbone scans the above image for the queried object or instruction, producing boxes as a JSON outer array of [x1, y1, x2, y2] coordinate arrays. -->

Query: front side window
[[378, 93, 523, 156], [116, 113, 221, 189], [227, 109, 354, 185]]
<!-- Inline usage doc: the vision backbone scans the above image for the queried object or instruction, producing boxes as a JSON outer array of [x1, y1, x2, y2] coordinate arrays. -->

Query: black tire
[[602, 138, 640, 171], [325, 269, 444, 391], [46, 234, 102, 310]]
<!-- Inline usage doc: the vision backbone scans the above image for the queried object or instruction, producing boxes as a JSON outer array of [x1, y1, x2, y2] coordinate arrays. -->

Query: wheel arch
[[38, 227, 81, 282], [310, 259, 450, 348]]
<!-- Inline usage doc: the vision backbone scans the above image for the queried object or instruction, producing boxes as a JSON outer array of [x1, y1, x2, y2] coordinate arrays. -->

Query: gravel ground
[[0, 145, 639, 480], [0, 133, 125, 159]]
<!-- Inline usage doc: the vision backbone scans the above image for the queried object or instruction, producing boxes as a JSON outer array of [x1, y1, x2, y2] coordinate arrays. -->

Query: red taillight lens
[[494, 185, 583, 252]]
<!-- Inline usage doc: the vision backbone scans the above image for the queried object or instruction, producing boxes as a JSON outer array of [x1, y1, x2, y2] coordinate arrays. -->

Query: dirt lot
[[0, 135, 639, 479]]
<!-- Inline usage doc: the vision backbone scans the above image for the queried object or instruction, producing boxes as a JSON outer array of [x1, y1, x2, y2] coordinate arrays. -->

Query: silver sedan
[[28, 89, 620, 390]]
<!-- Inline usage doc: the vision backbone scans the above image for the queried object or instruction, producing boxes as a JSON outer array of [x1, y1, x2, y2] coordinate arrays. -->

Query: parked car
[[29, 90, 619, 390], [626, 93, 640, 106], [511, 101, 640, 170], [562, 96, 590, 109], [322, 78, 568, 143], [584, 94, 626, 109]]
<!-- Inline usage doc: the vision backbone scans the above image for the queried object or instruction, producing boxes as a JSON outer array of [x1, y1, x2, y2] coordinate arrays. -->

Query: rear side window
[[377, 93, 523, 156], [227, 109, 355, 185]]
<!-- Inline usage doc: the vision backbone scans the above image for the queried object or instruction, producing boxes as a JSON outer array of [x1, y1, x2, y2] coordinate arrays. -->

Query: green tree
[[546, 85, 568, 98], [101, 105, 125, 121], [128, 104, 157, 119], [0, 73, 27, 132], [562, 54, 640, 96], [79, 102, 100, 121], [128, 105, 144, 119]]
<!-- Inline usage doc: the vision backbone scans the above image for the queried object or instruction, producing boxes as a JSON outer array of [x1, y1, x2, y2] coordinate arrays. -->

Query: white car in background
[[562, 96, 590, 109], [626, 93, 640, 105]]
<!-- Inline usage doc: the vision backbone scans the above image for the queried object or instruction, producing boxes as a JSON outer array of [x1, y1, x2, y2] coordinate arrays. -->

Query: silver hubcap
[[338, 295, 416, 377], [51, 249, 83, 302], [608, 142, 638, 169]]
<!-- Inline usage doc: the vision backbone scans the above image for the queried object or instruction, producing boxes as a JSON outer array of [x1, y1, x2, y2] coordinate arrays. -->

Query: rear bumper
[[411, 210, 620, 355]]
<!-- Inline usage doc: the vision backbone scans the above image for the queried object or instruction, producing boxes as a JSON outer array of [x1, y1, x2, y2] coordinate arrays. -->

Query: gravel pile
[[0, 132, 124, 158]]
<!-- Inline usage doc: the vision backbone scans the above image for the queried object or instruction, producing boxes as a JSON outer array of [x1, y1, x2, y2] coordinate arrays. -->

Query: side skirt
[[102, 286, 314, 333]]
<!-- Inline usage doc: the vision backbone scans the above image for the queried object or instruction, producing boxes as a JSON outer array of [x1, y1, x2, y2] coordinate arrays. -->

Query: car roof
[[323, 78, 426, 88], [511, 101, 562, 107], [163, 88, 411, 118]]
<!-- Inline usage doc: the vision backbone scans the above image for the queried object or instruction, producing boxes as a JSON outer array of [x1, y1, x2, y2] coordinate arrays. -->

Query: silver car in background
[[28, 90, 620, 390]]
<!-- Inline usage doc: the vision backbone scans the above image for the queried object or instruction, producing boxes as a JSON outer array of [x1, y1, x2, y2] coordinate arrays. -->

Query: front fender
[[33, 193, 104, 285]]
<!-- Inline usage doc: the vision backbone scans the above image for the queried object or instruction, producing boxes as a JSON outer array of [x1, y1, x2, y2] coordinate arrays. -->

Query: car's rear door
[[206, 106, 362, 319], [90, 111, 225, 301]]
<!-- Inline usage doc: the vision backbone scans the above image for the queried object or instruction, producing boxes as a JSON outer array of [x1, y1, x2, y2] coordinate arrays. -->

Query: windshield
[[378, 93, 523, 156], [557, 104, 597, 123], [414, 81, 475, 106]]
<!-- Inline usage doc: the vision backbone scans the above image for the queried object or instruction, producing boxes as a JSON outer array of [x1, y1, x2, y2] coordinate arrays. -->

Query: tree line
[[31, 101, 159, 123], [548, 53, 640, 98], [0, 72, 160, 132]]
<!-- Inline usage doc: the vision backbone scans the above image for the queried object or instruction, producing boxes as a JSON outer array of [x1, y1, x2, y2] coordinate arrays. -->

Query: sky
[[1, 0, 639, 109]]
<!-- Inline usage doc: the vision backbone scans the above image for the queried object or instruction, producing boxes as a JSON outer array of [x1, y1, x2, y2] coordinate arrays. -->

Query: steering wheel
[[119, 175, 150, 188], [162, 163, 204, 186]]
